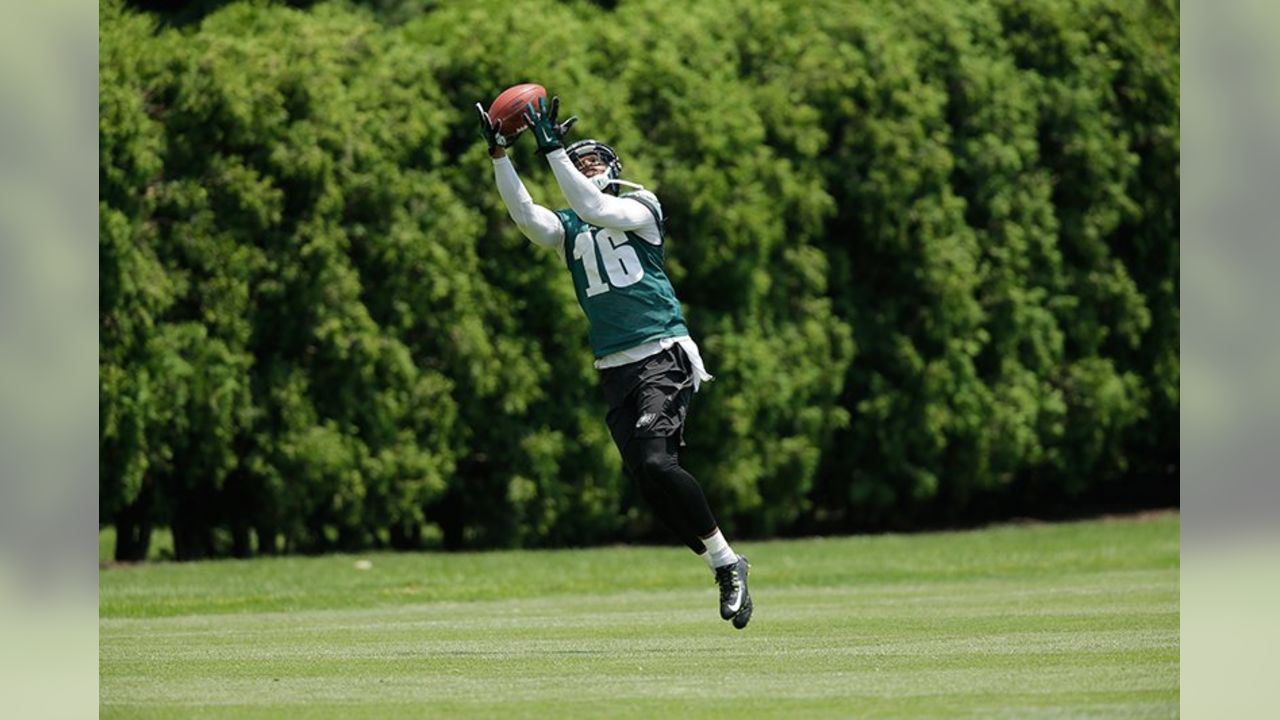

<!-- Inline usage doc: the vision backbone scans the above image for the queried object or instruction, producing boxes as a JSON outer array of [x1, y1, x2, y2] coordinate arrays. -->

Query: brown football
[[487, 83, 547, 136]]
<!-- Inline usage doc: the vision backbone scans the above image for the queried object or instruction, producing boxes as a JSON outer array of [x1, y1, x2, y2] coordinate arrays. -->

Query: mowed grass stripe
[[99, 514, 1176, 618], [100, 513, 1178, 719]]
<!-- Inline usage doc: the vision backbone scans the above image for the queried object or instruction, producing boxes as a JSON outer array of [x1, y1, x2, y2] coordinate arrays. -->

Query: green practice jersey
[[555, 193, 687, 358]]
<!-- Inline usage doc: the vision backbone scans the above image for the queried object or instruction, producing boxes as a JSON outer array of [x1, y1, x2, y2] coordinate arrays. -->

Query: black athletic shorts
[[601, 343, 696, 454]]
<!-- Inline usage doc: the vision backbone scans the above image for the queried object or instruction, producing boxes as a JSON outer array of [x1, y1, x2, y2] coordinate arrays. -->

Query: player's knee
[[637, 446, 675, 482]]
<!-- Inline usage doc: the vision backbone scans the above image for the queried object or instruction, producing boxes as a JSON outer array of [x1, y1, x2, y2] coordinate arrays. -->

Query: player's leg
[[618, 439, 706, 554], [627, 436, 717, 553], [602, 345, 752, 628], [606, 383, 707, 555], [622, 436, 712, 552], [626, 434, 752, 627]]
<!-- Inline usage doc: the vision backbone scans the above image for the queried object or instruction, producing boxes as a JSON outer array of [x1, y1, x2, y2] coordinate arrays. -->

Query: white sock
[[700, 528, 737, 570]]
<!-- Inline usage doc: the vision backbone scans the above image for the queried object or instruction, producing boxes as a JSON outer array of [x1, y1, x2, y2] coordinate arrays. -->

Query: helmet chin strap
[[593, 176, 644, 192]]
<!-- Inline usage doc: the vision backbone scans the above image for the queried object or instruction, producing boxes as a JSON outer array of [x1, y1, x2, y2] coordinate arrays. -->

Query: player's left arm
[[544, 150, 652, 229], [522, 96, 660, 239]]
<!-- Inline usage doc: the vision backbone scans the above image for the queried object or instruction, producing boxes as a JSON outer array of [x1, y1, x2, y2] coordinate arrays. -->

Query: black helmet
[[566, 139, 623, 193]]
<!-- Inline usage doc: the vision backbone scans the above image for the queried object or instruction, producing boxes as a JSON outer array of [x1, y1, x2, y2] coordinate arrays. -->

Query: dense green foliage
[[100, 0, 1179, 559], [100, 515, 1180, 717]]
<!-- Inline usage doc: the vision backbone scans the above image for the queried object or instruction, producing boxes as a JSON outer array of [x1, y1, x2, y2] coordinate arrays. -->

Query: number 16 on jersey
[[572, 229, 645, 297]]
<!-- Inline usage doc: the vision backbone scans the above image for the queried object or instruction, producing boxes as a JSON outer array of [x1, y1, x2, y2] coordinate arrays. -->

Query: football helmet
[[567, 139, 624, 194]]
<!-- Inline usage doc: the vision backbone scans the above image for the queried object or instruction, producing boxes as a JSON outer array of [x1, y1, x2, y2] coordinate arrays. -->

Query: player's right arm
[[478, 102, 564, 249], [492, 155, 564, 249]]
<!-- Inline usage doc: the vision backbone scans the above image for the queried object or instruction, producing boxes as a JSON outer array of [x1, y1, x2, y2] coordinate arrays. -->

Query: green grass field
[[100, 513, 1178, 718]]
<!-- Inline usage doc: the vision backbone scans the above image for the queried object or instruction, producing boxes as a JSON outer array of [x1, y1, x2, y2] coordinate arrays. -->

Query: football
[[487, 83, 547, 136]]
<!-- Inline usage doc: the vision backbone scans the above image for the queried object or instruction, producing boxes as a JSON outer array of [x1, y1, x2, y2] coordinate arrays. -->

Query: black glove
[[523, 96, 578, 155], [475, 102, 514, 152]]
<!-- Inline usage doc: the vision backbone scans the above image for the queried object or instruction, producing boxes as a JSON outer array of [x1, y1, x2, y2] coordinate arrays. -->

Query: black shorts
[[601, 344, 696, 454]]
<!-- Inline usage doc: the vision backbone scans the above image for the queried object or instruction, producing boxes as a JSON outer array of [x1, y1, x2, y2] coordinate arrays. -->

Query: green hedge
[[100, 0, 1179, 559]]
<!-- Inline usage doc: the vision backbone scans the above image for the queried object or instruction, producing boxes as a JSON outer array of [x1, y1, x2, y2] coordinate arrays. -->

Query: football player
[[475, 96, 752, 629]]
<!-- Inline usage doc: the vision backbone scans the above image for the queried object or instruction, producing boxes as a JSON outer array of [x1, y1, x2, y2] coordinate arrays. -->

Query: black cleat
[[732, 586, 753, 630], [714, 555, 752, 628]]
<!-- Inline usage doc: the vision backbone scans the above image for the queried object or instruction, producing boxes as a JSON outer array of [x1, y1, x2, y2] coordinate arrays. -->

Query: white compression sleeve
[[546, 149, 658, 237], [492, 156, 564, 248]]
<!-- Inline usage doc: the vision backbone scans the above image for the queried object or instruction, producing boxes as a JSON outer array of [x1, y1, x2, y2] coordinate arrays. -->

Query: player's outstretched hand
[[475, 102, 514, 154], [523, 96, 577, 155]]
